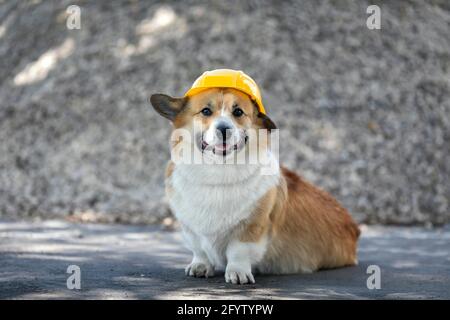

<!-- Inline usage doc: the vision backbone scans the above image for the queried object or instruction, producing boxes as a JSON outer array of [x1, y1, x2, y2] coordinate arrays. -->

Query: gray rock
[[0, 0, 449, 224]]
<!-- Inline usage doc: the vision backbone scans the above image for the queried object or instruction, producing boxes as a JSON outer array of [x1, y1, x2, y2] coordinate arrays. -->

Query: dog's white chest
[[168, 162, 279, 269], [168, 163, 280, 236]]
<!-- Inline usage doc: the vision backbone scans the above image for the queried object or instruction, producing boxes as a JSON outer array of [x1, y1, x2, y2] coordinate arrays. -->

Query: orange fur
[[239, 166, 360, 274]]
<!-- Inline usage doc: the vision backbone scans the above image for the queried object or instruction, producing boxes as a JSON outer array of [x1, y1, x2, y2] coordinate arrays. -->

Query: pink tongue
[[214, 144, 229, 151]]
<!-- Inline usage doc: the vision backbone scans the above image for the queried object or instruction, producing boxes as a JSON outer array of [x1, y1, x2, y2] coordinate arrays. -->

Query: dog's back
[[258, 166, 360, 274]]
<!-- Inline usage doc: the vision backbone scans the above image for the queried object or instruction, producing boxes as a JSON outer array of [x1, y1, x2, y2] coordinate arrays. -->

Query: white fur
[[225, 237, 268, 284], [203, 115, 242, 146], [168, 154, 280, 277]]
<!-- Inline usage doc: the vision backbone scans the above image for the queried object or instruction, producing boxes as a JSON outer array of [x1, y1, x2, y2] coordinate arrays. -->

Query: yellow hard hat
[[184, 69, 266, 114]]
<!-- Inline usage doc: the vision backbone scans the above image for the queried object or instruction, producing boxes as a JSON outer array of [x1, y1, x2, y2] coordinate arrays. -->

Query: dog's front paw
[[225, 264, 255, 284], [185, 262, 214, 278]]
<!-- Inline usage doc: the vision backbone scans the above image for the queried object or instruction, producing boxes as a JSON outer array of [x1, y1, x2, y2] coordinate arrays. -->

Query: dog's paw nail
[[185, 262, 214, 278], [225, 268, 255, 285]]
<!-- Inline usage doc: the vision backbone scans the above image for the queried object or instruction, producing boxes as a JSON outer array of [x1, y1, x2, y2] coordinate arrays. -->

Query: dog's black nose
[[216, 123, 232, 141]]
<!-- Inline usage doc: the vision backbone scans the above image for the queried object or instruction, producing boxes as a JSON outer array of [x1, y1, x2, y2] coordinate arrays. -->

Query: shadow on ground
[[0, 220, 449, 299]]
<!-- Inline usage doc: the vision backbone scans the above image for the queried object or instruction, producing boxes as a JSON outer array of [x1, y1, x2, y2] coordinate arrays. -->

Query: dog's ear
[[252, 101, 277, 131], [257, 112, 277, 131], [150, 94, 187, 121]]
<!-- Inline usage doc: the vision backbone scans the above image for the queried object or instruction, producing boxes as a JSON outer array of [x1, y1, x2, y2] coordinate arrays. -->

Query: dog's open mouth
[[200, 135, 248, 156]]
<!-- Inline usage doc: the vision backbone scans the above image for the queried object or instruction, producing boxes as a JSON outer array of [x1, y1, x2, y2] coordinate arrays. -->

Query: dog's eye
[[201, 107, 212, 116], [232, 108, 244, 117]]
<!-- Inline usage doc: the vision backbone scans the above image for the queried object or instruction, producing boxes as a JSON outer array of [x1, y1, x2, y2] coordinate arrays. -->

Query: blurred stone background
[[0, 0, 448, 225]]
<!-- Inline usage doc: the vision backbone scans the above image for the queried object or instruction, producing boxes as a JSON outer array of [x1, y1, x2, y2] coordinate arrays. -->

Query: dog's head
[[150, 88, 276, 161]]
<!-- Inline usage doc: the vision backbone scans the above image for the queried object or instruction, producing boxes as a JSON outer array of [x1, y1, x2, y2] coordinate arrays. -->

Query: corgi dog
[[150, 83, 360, 284]]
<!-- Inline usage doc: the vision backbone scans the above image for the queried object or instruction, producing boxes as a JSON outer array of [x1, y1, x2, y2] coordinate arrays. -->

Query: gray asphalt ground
[[0, 220, 449, 299]]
